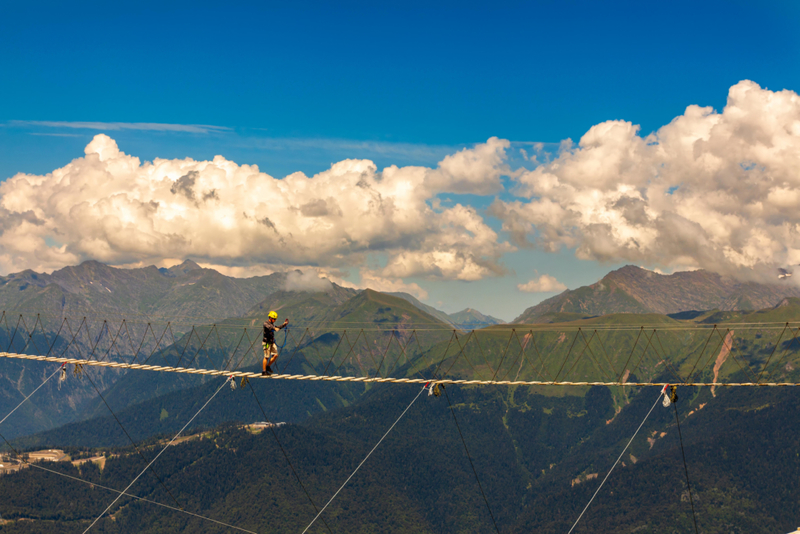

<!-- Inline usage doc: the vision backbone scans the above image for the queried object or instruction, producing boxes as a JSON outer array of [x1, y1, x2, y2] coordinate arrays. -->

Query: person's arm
[[278, 319, 289, 329]]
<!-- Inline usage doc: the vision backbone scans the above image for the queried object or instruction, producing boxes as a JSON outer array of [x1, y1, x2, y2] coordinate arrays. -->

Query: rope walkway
[[1, 351, 797, 388]]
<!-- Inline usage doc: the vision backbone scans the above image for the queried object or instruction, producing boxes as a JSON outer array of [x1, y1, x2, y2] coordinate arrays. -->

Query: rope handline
[[627, 330, 657, 383], [566, 386, 667, 534], [471, 331, 498, 381], [717, 328, 759, 384], [175, 326, 197, 367], [183, 325, 216, 369], [686, 326, 718, 383], [443, 386, 501, 534], [552, 329, 582, 383], [578, 330, 614, 383], [300, 384, 426, 534], [431, 330, 457, 379], [1, 351, 798, 387], [561, 329, 599, 383], [693, 328, 729, 383], [527, 330, 553, 381], [280, 327, 310, 374], [221, 328, 248, 372], [83, 376, 231, 533], [490, 330, 515, 382], [0, 430, 256, 534], [246, 381, 334, 534], [617, 326, 644, 382], [673, 400, 699, 533], [129, 322, 153, 365], [652, 329, 685, 384], [321, 330, 345, 376], [757, 323, 789, 382], [5, 313, 22, 351], [761, 326, 800, 382], [141, 322, 171, 367]]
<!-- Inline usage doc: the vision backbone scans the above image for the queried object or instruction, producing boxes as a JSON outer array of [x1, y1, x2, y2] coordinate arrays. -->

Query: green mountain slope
[[3, 378, 799, 533]]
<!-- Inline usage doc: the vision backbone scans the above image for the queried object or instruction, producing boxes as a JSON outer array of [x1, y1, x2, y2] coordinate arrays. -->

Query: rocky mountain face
[[0, 260, 288, 325], [514, 265, 800, 323]]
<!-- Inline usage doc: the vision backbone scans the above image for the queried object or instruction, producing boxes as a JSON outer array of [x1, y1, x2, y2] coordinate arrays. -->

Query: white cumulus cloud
[[490, 80, 800, 282], [0, 135, 512, 288], [517, 274, 567, 293]]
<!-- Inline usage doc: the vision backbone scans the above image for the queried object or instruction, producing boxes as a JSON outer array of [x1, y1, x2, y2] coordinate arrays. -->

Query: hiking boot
[[261, 370, 268, 376], [266, 365, 274, 375]]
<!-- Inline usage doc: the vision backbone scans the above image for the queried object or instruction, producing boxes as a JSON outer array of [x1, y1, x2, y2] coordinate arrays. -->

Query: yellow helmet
[[268, 311, 278, 319]]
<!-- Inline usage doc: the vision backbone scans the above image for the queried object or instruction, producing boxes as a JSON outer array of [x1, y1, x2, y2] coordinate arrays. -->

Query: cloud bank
[[0, 135, 511, 297], [492, 80, 800, 282], [4, 81, 800, 293]]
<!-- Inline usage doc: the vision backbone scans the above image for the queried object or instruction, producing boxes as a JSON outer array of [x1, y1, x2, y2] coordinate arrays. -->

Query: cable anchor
[[662, 385, 678, 407], [427, 382, 443, 397]]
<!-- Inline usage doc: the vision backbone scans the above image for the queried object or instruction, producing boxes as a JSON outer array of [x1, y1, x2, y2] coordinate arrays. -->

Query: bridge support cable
[[443, 386, 501, 534], [567, 386, 668, 534], [300, 384, 427, 534], [83, 376, 232, 533], [673, 400, 700, 534], [0, 430, 256, 534], [0, 364, 64, 427], [246, 381, 334, 534], [80, 366, 184, 510]]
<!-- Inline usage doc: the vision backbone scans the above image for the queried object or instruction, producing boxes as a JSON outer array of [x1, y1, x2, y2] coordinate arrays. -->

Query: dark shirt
[[263, 321, 281, 344]]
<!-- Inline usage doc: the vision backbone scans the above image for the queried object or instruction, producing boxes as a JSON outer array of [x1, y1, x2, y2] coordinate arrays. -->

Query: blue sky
[[2, 1, 800, 320]]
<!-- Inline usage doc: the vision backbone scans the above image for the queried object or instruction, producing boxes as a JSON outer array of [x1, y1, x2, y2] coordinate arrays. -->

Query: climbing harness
[[229, 375, 238, 391], [73, 362, 84, 378], [278, 325, 290, 350], [240, 376, 250, 389]]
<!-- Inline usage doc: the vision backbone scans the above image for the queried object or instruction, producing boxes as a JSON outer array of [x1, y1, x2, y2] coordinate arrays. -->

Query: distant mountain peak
[[168, 259, 203, 275]]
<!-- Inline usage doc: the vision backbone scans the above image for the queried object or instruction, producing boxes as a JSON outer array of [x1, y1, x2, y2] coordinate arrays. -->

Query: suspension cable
[[83, 377, 231, 533], [567, 386, 667, 534], [300, 385, 426, 534]]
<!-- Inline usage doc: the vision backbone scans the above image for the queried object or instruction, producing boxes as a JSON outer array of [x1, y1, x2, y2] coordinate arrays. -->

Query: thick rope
[[0, 351, 797, 387], [566, 386, 667, 534], [83, 377, 231, 533], [300, 384, 426, 534]]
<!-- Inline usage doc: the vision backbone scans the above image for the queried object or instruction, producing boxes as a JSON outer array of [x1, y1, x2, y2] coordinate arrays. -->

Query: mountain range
[[514, 265, 800, 323], [2, 261, 800, 532]]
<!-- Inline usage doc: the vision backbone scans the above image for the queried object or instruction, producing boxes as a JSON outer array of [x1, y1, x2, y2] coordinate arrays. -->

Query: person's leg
[[262, 342, 269, 374], [268, 344, 279, 368]]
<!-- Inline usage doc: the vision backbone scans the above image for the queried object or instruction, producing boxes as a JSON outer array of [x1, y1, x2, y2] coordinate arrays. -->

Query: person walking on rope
[[263, 311, 288, 375]]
